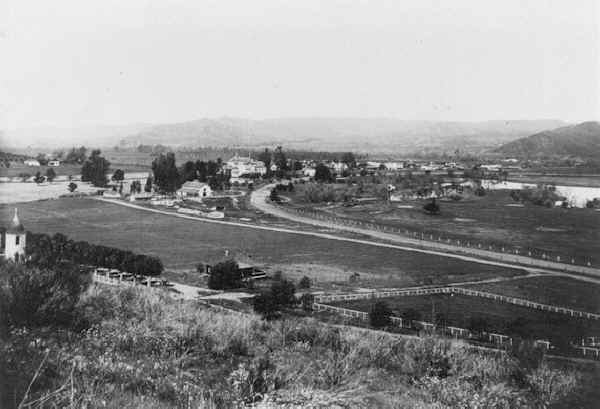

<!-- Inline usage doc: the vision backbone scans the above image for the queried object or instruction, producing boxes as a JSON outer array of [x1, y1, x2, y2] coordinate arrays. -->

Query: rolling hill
[[120, 118, 565, 154], [3, 118, 566, 154], [494, 121, 600, 158]]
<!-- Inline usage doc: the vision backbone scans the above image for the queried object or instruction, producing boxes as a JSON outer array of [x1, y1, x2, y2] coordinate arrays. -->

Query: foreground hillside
[[1, 264, 596, 408], [494, 121, 600, 158]]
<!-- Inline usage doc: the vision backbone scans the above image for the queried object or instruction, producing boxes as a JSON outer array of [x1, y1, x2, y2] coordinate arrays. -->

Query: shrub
[[207, 259, 242, 290], [369, 301, 392, 329], [299, 294, 314, 312], [253, 279, 297, 319], [298, 276, 311, 289], [423, 198, 440, 215], [0, 263, 90, 329]]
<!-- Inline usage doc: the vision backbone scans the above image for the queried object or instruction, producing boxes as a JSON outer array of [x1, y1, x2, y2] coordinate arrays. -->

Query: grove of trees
[[26, 232, 163, 276], [81, 150, 110, 187]]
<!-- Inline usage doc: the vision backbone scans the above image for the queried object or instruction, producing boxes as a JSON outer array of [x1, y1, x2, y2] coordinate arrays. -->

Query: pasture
[[0, 198, 524, 286], [328, 293, 600, 346], [466, 276, 600, 314], [295, 189, 600, 263]]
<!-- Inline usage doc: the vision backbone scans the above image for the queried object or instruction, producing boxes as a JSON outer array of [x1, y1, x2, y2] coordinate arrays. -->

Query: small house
[[47, 160, 60, 167], [177, 181, 212, 200]]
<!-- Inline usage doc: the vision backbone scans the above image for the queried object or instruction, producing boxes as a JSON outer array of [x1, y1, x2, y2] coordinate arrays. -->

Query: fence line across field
[[289, 207, 595, 270], [313, 301, 600, 360], [315, 286, 600, 321]]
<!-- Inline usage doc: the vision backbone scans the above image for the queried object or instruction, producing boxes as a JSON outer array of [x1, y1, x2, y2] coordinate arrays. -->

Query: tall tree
[[314, 163, 332, 182], [341, 152, 356, 168], [111, 169, 125, 183], [257, 148, 272, 174], [45, 168, 56, 182], [273, 146, 288, 173], [151, 152, 180, 193], [181, 161, 197, 182], [81, 150, 110, 187]]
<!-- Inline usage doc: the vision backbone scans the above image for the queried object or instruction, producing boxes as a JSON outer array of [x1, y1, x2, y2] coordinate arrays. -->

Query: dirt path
[[250, 184, 600, 282]]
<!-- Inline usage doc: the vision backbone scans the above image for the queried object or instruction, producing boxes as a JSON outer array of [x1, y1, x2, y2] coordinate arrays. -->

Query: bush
[[423, 198, 440, 215], [207, 259, 242, 290], [369, 301, 392, 329], [0, 263, 90, 329], [253, 279, 297, 319], [299, 293, 314, 312], [298, 276, 311, 289]]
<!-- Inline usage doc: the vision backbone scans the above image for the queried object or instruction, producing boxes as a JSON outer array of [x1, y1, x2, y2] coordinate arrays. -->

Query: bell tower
[[5, 208, 26, 262]]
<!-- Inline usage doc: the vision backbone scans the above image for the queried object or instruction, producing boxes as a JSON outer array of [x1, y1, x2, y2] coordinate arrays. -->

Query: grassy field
[[466, 276, 600, 314], [0, 162, 149, 178], [0, 198, 524, 286], [329, 294, 600, 346], [291, 188, 600, 263]]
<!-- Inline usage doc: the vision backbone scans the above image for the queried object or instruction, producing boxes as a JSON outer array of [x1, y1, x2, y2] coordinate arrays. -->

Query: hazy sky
[[1, 0, 598, 129]]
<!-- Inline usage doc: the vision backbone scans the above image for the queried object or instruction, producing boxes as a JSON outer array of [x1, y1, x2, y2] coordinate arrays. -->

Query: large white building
[[225, 154, 267, 178], [1, 209, 26, 262]]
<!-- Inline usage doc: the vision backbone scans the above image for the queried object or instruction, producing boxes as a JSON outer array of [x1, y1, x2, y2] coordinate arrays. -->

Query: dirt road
[[250, 184, 600, 280]]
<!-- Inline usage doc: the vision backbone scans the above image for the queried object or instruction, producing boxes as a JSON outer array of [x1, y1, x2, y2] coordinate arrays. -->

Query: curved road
[[94, 195, 600, 284], [250, 184, 600, 280]]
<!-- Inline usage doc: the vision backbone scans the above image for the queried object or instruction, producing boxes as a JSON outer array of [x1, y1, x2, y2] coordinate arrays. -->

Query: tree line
[[26, 231, 163, 276]]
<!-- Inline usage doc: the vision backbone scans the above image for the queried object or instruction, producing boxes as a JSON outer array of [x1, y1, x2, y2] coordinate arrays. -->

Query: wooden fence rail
[[315, 286, 600, 320], [288, 207, 597, 271]]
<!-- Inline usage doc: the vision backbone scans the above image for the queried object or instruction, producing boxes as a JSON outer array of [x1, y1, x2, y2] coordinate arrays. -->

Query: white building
[[384, 162, 405, 170], [24, 159, 41, 167], [303, 167, 316, 177], [177, 181, 213, 200], [47, 160, 60, 167], [225, 154, 267, 178], [328, 161, 348, 173], [1, 209, 26, 262]]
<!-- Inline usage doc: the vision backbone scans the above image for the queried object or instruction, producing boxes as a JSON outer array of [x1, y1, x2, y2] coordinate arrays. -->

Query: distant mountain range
[[3, 118, 567, 155], [119, 118, 566, 154], [494, 121, 600, 158]]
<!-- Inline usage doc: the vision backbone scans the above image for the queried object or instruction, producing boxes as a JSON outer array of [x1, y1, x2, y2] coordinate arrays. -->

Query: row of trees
[[26, 232, 163, 276], [152, 153, 229, 193]]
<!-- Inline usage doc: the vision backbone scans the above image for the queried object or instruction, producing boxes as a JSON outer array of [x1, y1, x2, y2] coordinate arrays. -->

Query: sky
[[1, 0, 599, 129]]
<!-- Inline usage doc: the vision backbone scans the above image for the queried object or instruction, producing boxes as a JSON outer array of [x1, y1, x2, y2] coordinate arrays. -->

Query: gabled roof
[[6, 208, 25, 234]]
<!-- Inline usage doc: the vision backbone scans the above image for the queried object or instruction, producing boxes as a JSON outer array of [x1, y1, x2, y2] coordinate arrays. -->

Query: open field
[[290, 188, 600, 263], [0, 162, 149, 178], [508, 174, 600, 188], [466, 276, 600, 314], [328, 294, 600, 346], [0, 198, 525, 286]]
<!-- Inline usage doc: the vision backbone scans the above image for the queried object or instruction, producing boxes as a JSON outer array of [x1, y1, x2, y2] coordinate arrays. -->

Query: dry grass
[[2, 284, 590, 408]]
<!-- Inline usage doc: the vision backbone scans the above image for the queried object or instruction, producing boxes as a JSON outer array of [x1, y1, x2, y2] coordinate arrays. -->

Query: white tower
[[5, 208, 26, 262]]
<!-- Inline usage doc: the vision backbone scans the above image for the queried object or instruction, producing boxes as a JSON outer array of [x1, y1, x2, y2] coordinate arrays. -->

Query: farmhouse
[[0, 209, 27, 262], [47, 160, 60, 167], [177, 181, 212, 200], [24, 159, 41, 167], [204, 260, 267, 280]]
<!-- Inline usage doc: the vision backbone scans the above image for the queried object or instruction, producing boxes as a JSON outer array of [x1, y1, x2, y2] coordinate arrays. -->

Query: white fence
[[315, 286, 600, 321], [286, 206, 597, 273]]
